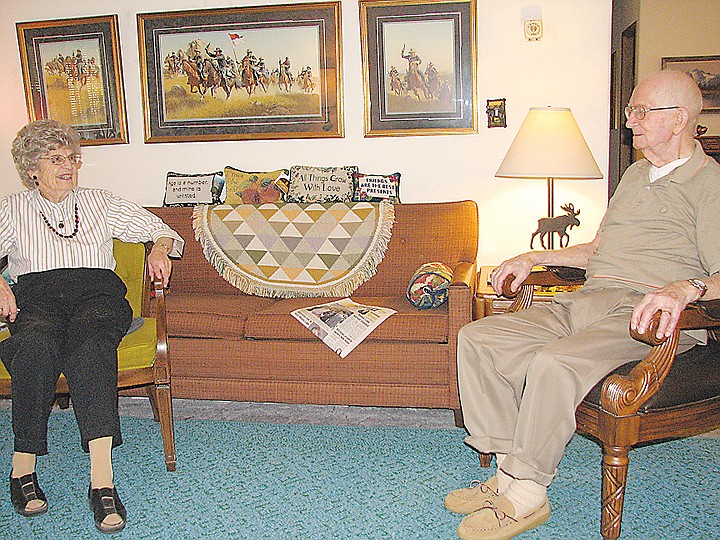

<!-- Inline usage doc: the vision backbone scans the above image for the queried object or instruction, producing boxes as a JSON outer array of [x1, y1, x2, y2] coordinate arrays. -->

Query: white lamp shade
[[495, 107, 603, 179]]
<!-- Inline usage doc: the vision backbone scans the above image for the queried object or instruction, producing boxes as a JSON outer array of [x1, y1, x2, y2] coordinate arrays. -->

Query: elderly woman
[[0, 120, 184, 533]]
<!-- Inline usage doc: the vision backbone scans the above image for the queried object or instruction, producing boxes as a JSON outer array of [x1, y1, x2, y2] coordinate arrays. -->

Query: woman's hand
[[147, 239, 174, 288], [0, 279, 19, 322]]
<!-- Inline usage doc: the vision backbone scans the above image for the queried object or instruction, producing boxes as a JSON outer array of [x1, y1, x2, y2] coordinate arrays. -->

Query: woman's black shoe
[[10, 472, 48, 517], [88, 485, 127, 534]]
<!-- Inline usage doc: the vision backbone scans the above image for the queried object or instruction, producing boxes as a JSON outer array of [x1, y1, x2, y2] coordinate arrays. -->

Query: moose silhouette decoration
[[530, 203, 580, 249]]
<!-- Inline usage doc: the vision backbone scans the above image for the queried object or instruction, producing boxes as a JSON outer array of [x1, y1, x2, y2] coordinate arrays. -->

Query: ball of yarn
[[406, 262, 453, 309]]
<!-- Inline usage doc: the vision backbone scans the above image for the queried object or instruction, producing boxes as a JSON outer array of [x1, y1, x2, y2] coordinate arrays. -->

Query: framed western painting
[[137, 2, 343, 143], [359, 0, 477, 137], [662, 55, 720, 114], [16, 15, 129, 146]]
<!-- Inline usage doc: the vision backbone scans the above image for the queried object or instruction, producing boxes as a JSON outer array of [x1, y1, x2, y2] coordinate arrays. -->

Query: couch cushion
[[166, 294, 278, 339], [244, 296, 448, 343]]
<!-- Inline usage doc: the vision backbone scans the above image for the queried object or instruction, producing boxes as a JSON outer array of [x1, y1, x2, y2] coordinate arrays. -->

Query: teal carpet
[[0, 409, 717, 539]]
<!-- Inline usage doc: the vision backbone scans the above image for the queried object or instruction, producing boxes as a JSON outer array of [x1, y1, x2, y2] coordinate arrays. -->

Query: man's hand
[[631, 280, 701, 339], [490, 253, 536, 296], [147, 240, 174, 288], [0, 279, 18, 323]]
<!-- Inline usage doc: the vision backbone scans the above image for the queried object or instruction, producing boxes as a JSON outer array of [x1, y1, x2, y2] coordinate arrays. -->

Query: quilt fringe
[[193, 201, 395, 298]]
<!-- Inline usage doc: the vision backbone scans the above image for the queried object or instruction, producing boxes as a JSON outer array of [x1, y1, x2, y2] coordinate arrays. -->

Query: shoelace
[[467, 479, 498, 495], [478, 501, 518, 526]]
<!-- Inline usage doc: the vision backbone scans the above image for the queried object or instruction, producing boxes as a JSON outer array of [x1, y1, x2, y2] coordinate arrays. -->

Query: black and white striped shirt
[[0, 188, 184, 281]]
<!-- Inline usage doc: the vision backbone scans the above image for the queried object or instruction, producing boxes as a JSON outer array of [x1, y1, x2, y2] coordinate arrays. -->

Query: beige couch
[[148, 201, 478, 423]]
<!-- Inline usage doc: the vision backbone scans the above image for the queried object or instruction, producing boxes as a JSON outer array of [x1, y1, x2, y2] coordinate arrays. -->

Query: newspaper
[[291, 298, 396, 358]]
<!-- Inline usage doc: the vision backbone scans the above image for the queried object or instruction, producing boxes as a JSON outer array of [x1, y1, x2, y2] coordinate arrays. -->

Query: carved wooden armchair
[[482, 267, 720, 540], [0, 240, 177, 471]]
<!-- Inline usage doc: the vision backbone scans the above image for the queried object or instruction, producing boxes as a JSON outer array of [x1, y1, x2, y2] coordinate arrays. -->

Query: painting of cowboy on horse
[[381, 20, 458, 115], [39, 39, 107, 126], [158, 26, 321, 122]]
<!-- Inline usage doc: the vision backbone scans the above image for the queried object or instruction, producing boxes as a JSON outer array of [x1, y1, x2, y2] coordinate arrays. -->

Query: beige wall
[[637, 0, 720, 133], [0, 0, 612, 265]]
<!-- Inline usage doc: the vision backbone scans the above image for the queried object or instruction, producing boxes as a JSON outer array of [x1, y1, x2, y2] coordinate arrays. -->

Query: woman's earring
[[32, 175, 39, 186]]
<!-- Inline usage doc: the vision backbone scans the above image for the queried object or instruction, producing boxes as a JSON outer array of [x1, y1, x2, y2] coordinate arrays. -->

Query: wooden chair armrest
[[150, 277, 170, 385], [498, 266, 586, 313], [630, 300, 720, 346], [605, 300, 720, 416], [502, 266, 586, 298]]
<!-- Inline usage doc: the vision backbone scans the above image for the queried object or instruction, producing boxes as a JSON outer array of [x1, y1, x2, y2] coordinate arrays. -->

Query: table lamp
[[495, 106, 603, 249]]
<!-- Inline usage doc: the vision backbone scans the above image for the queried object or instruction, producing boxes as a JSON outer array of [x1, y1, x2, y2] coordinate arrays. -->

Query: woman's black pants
[[0, 268, 132, 455]]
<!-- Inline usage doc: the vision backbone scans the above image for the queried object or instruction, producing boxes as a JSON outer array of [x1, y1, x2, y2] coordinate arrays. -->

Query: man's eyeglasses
[[38, 154, 82, 166], [624, 105, 680, 121]]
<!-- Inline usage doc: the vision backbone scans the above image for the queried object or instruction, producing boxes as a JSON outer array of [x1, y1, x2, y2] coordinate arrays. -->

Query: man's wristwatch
[[687, 278, 708, 298]]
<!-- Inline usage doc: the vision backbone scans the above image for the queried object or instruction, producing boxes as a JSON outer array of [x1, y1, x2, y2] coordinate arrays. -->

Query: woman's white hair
[[11, 119, 81, 189]]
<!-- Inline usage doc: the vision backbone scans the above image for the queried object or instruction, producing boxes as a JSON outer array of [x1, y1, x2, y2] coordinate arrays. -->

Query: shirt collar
[[640, 140, 709, 185], [649, 156, 690, 182]]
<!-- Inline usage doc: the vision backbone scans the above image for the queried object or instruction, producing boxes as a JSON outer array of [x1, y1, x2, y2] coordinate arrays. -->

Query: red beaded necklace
[[39, 201, 80, 239]]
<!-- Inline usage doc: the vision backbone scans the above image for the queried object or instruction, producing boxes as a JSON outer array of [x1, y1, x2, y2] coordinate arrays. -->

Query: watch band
[[687, 278, 708, 298]]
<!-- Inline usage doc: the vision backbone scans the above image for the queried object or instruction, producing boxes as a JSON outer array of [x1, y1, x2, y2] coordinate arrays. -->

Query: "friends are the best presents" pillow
[[352, 171, 401, 203]]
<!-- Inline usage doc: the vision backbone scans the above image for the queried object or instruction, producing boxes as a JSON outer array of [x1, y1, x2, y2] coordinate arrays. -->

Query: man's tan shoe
[[444, 476, 500, 514], [456, 495, 550, 540]]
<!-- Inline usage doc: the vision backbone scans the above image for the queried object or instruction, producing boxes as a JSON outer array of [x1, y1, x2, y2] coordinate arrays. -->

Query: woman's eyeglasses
[[38, 154, 82, 166], [623, 105, 680, 121]]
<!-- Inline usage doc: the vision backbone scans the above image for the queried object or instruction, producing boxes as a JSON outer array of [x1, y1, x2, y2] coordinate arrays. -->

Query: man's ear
[[672, 107, 690, 134]]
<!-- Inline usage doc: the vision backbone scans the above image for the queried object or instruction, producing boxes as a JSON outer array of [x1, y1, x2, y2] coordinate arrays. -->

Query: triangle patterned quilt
[[193, 201, 394, 297]]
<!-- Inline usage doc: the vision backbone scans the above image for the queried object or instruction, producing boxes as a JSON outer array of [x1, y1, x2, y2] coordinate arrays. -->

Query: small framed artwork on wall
[[137, 2, 343, 143], [359, 0, 477, 137], [662, 55, 720, 114], [16, 15, 129, 146]]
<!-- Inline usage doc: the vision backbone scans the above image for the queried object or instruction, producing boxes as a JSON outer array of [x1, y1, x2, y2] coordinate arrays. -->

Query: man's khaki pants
[[457, 286, 694, 487]]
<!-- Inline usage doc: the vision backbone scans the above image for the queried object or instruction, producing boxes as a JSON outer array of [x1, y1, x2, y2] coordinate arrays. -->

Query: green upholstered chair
[[0, 240, 176, 471]]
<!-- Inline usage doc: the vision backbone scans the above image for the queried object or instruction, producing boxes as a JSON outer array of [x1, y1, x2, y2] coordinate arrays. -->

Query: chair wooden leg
[[478, 453, 493, 468], [146, 386, 160, 423], [601, 445, 630, 540], [56, 395, 70, 409], [453, 408, 464, 428], [149, 384, 176, 472]]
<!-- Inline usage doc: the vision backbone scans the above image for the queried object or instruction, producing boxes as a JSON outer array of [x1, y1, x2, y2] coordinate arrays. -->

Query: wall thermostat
[[524, 19, 543, 41]]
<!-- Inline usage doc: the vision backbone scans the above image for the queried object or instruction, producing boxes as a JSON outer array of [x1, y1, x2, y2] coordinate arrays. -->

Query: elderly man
[[445, 69, 720, 540]]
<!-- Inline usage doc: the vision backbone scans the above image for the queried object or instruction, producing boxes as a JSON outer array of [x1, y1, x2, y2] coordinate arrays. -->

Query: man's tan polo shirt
[[585, 141, 720, 294]]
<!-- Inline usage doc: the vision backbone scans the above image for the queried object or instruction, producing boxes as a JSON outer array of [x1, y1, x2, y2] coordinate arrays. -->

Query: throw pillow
[[287, 165, 357, 203], [224, 167, 290, 205], [406, 262, 454, 309], [352, 171, 401, 203], [164, 171, 224, 206]]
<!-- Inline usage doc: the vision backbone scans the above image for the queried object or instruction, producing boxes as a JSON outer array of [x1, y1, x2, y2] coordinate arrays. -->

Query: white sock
[[503, 479, 547, 518], [494, 454, 512, 493]]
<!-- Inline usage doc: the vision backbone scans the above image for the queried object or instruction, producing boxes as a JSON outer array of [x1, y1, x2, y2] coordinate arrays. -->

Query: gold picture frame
[[16, 15, 129, 146], [662, 55, 720, 114], [137, 2, 344, 143], [359, 0, 477, 137]]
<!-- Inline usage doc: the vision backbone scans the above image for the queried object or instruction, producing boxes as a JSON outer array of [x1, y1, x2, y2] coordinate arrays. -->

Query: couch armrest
[[450, 261, 476, 291]]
